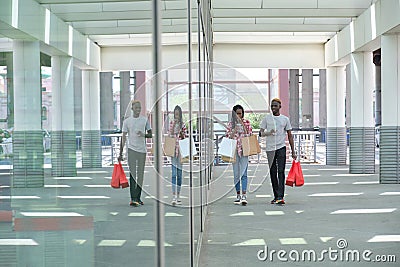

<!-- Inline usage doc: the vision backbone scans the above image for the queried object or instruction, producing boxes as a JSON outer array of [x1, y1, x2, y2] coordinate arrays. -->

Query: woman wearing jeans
[[169, 105, 187, 206], [225, 104, 252, 206]]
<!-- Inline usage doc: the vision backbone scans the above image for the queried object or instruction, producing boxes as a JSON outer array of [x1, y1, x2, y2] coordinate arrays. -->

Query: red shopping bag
[[111, 163, 121, 188], [285, 160, 296, 187], [294, 161, 304, 187], [118, 163, 129, 188], [111, 162, 129, 188]]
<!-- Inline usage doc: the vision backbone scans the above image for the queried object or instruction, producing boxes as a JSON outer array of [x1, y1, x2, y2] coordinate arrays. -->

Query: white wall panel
[[118, 20, 152, 27], [256, 18, 304, 24], [0, 0, 12, 26], [325, 35, 337, 66], [19, 0, 46, 42], [50, 13, 69, 53], [318, 0, 370, 9], [353, 10, 366, 49], [165, 0, 191, 10], [214, 0, 262, 9], [366, 3, 379, 41], [214, 44, 324, 68], [102, 46, 151, 71], [381, 0, 400, 34], [0, 0, 99, 69], [337, 25, 351, 60], [89, 41, 100, 69], [101, 43, 324, 70], [305, 18, 351, 25], [261, 0, 317, 9], [214, 18, 256, 24], [381, 35, 400, 126], [73, 29, 87, 63], [325, 0, 400, 66], [72, 21, 118, 28], [48, 3, 102, 13], [103, 1, 151, 11]]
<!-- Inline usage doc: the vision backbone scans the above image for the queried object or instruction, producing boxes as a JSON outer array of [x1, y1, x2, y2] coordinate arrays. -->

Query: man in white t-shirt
[[260, 98, 296, 205], [118, 100, 152, 207]]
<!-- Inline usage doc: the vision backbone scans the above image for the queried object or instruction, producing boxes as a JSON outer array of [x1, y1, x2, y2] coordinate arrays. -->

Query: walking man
[[118, 100, 152, 207], [260, 98, 296, 205]]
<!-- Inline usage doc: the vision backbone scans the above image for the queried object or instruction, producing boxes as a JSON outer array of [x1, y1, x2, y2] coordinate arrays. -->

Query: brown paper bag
[[242, 134, 261, 156], [163, 136, 176, 157]]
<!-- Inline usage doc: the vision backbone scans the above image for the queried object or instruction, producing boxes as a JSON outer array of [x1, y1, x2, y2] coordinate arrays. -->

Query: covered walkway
[[1, 0, 400, 266]]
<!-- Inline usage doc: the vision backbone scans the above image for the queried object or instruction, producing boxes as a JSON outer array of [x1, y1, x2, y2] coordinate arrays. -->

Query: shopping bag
[[111, 162, 129, 188], [242, 134, 261, 156], [285, 160, 296, 187], [221, 154, 236, 163], [179, 137, 197, 159], [294, 161, 304, 187], [219, 137, 237, 162], [118, 163, 129, 188], [111, 163, 121, 188], [163, 136, 176, 157], [180, 156, 189, 164]]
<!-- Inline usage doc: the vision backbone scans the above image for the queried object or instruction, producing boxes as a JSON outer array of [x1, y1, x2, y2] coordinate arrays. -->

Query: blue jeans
[[171, 156, 182, 194], [232, 152, 248, 193]]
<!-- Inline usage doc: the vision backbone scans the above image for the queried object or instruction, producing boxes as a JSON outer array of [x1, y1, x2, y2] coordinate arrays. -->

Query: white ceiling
[[33, 0, 376, 47]]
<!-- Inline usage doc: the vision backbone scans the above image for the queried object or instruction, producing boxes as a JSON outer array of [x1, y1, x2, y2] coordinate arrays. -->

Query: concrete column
[[373, 49, 381, 127], [289, 69, 299, 129], [135, 71, 147, 115], [74, 67, 82, 133], [301, 69, 313, 129], [349, 53, 375, 174], [100, 72, 114, 131], [6, 52, 14, 129], [82, 70, 101, 168], [380, 35, 400, 183], [279, 69, 289, 117], [51, 56, 77, 176], [326, 67, 347, 165], [319, 69, 327, 142], [120, 71, 130, 129], [12, 41, 44, 187], [345, 65, 351, 129]]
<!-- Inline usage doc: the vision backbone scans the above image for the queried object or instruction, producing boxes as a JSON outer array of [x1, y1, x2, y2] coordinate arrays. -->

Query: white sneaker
[[234, 196, 241, 205], [176, 199, 182, 205], [241, 195, 248, 206], [171, 198, 177, 206]]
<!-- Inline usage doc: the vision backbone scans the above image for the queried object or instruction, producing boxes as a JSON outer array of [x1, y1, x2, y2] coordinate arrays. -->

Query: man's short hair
[[271, 98, 282, 104], [131, 100, 141, 106]]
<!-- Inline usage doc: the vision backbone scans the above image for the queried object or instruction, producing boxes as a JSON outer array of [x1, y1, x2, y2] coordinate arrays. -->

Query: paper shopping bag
[[242, 134, 261, 156], [285, 160, 296, 187], [294, 161, 304, 187], [221, 154, 236, 163], [179, 137, 197, 159], [219, 137, 237, 162], [118, 163, 129, 188], [163, 136, 176, 157], [111, 162, 129, 188], [111, 163, 121, 188]]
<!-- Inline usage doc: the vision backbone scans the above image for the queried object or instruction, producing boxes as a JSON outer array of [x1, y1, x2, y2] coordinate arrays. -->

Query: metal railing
[[1, 131, 321, 165], [292, 131, 320, 163]]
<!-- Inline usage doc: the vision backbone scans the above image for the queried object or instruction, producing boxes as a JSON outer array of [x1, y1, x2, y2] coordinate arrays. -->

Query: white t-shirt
[[122, 116, 151, 153], [260, 114, 292, 151]]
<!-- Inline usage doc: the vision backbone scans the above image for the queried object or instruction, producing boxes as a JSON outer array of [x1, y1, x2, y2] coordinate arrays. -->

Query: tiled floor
[[0, 157, 399, 266]]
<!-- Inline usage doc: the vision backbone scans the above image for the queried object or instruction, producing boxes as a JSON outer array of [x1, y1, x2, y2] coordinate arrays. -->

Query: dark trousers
[[127, 149, 146, 202], [266, 146, 287, 200]]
